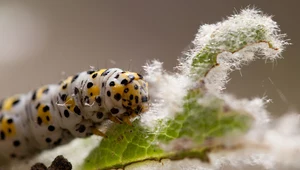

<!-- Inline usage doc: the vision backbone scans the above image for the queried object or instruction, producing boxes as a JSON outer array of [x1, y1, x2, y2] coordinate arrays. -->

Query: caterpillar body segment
[[0, 68, 149, 160]]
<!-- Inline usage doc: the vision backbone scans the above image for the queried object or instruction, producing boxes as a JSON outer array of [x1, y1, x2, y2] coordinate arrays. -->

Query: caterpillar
[[0, 68, 149, 160]]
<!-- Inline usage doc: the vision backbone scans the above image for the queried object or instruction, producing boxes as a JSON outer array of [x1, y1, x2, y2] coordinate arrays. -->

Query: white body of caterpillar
[[0, 68, 148, 160]]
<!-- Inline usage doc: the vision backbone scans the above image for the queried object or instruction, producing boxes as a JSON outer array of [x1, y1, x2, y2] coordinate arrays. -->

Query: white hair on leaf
[[141, 60, 191, 129], [133, 8, 297, 170], [183, 8, 287, 95]]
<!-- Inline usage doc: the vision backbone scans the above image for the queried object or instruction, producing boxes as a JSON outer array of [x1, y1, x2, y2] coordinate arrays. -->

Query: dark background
[[0, 0, 298, 116]]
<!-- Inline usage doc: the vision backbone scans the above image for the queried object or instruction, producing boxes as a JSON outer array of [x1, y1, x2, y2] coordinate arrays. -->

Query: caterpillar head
[[104, 69, 149, 122]]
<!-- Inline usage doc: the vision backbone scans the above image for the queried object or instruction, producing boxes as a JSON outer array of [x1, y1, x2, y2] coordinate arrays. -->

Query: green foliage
[[192, 25, 268, 78], [83, 89, 251, 170]]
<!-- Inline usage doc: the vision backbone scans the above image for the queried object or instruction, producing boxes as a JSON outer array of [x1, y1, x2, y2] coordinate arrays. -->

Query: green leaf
[[83, 90, 252, 170], [191, 25, 272, 78]]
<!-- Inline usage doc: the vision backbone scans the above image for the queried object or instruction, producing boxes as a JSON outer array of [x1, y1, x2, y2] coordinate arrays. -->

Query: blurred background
[[0, 0, 298, 116]]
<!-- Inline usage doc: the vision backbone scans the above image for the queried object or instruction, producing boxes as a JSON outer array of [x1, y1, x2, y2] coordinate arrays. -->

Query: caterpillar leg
[[108, 114, 122, 124], [92, 128, 107, 138], [122, 112, 140, 126], [122, 116, 133, 126]]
